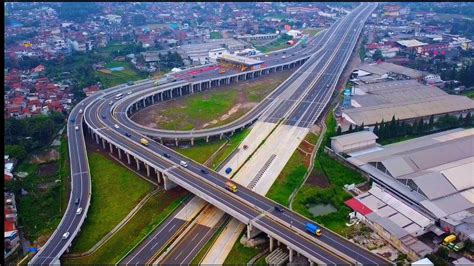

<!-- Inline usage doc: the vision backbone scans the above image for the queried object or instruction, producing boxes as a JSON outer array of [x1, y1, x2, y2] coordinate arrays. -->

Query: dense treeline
[[5, 112, 66, 161], [336, 114, 473, 141]]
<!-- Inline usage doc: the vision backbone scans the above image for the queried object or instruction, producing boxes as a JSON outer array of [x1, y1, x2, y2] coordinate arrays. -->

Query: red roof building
[[344, 198, 373, 216], [32, 64, 45, 73], [4, 220, 16, 232]]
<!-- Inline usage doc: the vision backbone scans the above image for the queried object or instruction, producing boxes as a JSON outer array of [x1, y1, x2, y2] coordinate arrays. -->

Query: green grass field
[[266, 150, 308, 207], [463, 90, 474, 99], [70, 152, 153, 253], [302, 28, 321, 36], [292, 114, 365, 234], [153, 73, 291, 131], [255, 36, 291, 53], [59, 136, 70, 214], [97, 62, 147, 89], [174, 139, 227, 164], [64, 190, 188, 264], [210, 31, 223, 39], [173, 128, 250, 170]]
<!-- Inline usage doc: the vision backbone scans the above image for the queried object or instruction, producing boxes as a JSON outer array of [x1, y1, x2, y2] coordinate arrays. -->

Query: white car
[[127, 91, 133, 95], [75, 126, 79, 131], [79, 109, 83, 114], [76, 207, 82, 215], [114, 124, 120, 129], [62, 232, 70, 240], [180, 161, 188, 168], [109, 101, 113, 105]]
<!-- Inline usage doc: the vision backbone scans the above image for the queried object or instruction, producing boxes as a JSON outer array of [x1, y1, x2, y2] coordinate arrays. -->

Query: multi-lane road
[[31, 2, 390, 265]]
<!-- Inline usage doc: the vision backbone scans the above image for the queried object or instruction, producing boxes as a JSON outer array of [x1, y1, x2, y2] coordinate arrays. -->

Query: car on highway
[[75, 126, 79, 131], [102, 114, 106, 119], [140, 138, 149, 146], [79, 109, 83, 114], [225, 181, 238, 193], [163, 153, 170, 158], [125, 132, 132, 138], [114, 124, 120, 129], [275, 206, 284, 213], [76, 207, 82, 215], [200, 169, 208, 174], [70, 119, 75, 123], [62, 232, 70, 240], [109, 101, 113, 105], [127, 81, 134, 86], [180, 160, 188, 168], [127, 91, 133, 95], [75, 198, 80, 205], [225, 167, 232, 174]]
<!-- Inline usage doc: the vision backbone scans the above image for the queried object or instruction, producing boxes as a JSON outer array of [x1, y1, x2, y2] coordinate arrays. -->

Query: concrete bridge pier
[[163, 174, 176, 190], [206, 136, 210, 143], [135, 158, 140, 171], [269, 236, 274, 252], [145, 164, 150, 177], [155, 169, 162, 184], [308, 259, 314, 266], [288, 247, 294, 263], [126, 153, 131, 164], [109, 142, 113, 153], [246, 224, 262, 239], [101, 138, 106, 149], [118, 148, 122, 159], [175, 138, 179, 146], [190, 138, 194, 146], [219, 134, 223, 140]]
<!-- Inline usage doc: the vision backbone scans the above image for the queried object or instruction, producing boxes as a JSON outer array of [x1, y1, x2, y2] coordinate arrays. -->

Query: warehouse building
[[341, 80, 474, 130], [346, 128, 474, 243], [353, 62, 426, 84]]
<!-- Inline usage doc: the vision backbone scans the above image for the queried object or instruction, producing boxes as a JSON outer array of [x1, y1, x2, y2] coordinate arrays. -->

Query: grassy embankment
[[292, 114, 365, 234], [64, 189, 187, 264], [69, 152, 153, 253], [223, 232, 266, 265], [254, 36, 291, 53], [210, 31, 223, 39]]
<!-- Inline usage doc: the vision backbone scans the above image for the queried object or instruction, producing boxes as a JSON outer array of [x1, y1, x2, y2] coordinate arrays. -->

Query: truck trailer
[[305, 223, 321, 236]]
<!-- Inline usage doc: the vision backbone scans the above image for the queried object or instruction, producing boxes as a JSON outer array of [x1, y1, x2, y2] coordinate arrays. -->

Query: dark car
[[70, 119, 76, 123], [274, 206, 284, 213], [75, 198, 80, 205], [125, 132, 132, 138], [200, 169, 208, 174], [163, 153, 170, 158], [102, 114, 106, 119]]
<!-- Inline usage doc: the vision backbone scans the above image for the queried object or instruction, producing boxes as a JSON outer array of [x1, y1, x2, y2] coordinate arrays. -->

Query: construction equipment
[[305, 223, 322, 236], [442, 234, 456, 246]]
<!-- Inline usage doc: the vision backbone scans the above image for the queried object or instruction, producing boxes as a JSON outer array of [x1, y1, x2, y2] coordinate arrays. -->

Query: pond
[[307, 203, 337, 217]]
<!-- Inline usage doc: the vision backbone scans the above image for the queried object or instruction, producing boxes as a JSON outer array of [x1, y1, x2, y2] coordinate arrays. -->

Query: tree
[[336, 126, 342, 136], [373, 122, 379, 136], [5, 145, 27, 161], [372, 49, 384, 61], [428, 115, 435, 129], [359, 122, 365, 131], [464, 112, 472, 126]]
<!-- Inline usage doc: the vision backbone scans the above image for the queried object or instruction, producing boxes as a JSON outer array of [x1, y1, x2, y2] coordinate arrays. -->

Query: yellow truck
[[442, 234, 456, 246], [225, 181, 237, 193], [140, 138, 149, 146]]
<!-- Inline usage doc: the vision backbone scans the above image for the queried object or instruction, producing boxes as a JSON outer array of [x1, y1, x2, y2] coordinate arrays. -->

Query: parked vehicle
[[140, 138, 149, 146], [305, 223, 321, 236], [453, 242, 465, 252], [442, 234, 456, 246], [225, 181, 238, 193]]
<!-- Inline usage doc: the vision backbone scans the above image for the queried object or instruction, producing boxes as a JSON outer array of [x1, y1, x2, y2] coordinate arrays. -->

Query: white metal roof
[[331, 131, 378, 146]]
